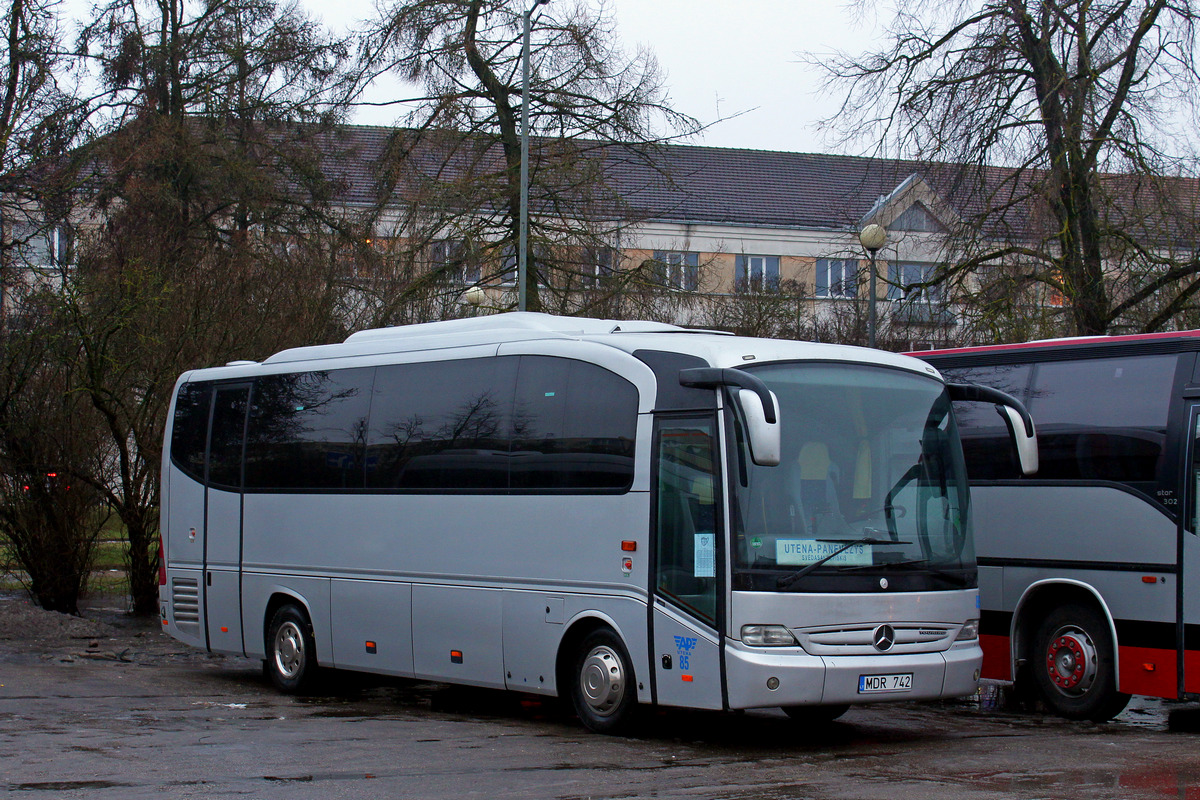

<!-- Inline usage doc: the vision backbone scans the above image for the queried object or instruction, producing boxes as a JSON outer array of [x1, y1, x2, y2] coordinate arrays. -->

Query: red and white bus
[[920, 330, 1200, 720]]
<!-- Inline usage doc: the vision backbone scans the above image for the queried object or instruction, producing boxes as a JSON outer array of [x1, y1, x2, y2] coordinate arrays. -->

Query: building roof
[[322, 125, 954, 231], [605, 143, 931, 230], [287, 124, 1200, 244]]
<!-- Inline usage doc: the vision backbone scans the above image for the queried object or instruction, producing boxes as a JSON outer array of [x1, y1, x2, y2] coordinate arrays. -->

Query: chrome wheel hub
[[580, 645, 625, 716], [274, 621, 305, 679], [1045, 626, 1098, 696]]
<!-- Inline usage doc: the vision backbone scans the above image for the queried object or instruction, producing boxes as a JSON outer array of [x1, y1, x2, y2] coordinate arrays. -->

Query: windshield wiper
[[880, 558, 972, 586], [836, 558, 971, 586], [777, 536, 911, 589]]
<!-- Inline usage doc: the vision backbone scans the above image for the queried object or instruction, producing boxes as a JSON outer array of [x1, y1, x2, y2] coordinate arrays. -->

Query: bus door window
[[1192, 412, 1200, 533], [209, 387, 249, 490], [203, 385, 249, 653], [655, 418, 719, 626]]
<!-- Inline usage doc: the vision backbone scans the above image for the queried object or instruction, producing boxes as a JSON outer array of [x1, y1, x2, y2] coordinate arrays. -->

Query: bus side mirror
[[995, 404, 1039, 476], [946, 382, 1038, 476], [678, 367, 781, 467], [734, 387, 781, 467]]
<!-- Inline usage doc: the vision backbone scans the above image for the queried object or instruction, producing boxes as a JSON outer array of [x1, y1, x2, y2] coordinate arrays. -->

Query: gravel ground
[[0, 590, 214, 666]]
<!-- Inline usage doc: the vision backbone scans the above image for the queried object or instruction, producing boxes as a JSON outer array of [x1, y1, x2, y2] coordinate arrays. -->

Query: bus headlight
[[741, 624, 798, 646], [956, 619, 980, 641]]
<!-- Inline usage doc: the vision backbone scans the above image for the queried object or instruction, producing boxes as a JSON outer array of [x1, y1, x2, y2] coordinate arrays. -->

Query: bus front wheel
[[266, 604, 319, 694], [1031, 603, 1129, 721], [570, 629, 638, 734], [782, 704, 849, 724]]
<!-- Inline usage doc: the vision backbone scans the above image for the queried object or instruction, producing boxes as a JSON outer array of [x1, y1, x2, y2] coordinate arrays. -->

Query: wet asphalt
[[4, 632, 1200, 800]]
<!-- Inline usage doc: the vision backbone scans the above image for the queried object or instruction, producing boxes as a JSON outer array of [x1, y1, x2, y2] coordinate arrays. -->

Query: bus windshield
[[731, 362, 975, 593]]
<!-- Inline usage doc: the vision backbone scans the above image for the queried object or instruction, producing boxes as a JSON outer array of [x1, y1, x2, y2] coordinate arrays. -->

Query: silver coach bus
[[158, 313, 1034, 732]]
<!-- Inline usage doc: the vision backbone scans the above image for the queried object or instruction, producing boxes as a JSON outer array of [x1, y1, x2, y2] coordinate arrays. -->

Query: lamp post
[[859, 223, 888, 348], [519, 0, 550, 313]]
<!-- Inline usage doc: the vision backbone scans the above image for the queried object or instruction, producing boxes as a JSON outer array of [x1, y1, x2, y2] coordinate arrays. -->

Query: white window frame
[[815, 258, 858, 299], [888, 262, 941, 304], [653, 250, 700, 291]]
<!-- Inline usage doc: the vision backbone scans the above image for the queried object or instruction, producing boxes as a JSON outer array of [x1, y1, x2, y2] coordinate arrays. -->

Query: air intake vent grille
[[171, 577, 200, 633]]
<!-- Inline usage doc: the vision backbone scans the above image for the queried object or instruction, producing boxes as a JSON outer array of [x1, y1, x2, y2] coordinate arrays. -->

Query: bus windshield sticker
[[776, 539, 872, 567], [694, 533, 716, 578]]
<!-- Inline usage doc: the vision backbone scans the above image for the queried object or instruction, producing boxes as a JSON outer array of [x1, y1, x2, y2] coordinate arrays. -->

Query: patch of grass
[[87, 568, 130, 596], [0, 525, 134, 597], [91, 539, 129, 570]]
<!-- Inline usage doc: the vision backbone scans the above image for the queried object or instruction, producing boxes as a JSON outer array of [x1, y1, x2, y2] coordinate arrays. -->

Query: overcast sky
[[315, 0, 884, 155], [603, 1, 882, 154]]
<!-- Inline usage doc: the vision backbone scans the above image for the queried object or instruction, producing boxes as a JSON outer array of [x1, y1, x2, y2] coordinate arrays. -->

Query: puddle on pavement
[[11, 780, 131, 792]]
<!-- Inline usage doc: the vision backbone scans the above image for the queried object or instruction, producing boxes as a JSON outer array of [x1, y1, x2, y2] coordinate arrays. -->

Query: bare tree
[[354, 0, 699, 315], [60, 0, 356, 614], [816, 0, 1200, 337], [0, 315, 112, 614], [1, 0, 88, 315], [693, 281, 805, 340]]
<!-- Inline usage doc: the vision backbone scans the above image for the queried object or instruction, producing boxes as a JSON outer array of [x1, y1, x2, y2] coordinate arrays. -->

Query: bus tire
[[781, 704, 849, 724], [570, 628, 638, 734], [266, 604, 320, 694], [1031, 603, 1129, 721]]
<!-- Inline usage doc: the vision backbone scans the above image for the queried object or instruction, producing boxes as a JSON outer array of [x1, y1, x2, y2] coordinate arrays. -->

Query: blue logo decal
[[673, 635, 697, 670]]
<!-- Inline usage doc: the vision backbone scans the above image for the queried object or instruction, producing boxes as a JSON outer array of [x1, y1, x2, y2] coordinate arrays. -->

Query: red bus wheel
[[1031, 603, 1129, 721]]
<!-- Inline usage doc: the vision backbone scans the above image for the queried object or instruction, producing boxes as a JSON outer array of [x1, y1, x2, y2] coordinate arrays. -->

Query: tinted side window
[[245, 369, 374, 490], [170, 382, 212, 482], [1027, 356, 1175, 483], [367, 358, 517, 490], [940, 365, 1031, 479], [510, 357, 638, 490], [209, 386, 249, 489]]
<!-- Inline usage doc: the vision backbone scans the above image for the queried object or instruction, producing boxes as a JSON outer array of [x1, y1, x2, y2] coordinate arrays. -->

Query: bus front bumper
[[724, 641, 982, 710]]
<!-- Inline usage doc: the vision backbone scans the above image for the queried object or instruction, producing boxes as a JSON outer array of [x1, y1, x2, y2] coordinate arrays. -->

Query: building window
[[815, 258, 858, 298], [12, 222, 72, 270], [431, 239, 479, 284], [653, 250, 700, 291], [499, 244, 563, 286], [581, 246, 617, 288], [888, 262, 941, 303], [499, 246, 517, 285], [735, 255, 780, 291], [889, 202, 944, 233]]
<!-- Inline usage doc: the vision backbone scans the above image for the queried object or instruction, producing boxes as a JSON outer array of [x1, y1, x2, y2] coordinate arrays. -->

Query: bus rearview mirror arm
[[947, 382, 1039, 476], [679, 368, 781, 466]]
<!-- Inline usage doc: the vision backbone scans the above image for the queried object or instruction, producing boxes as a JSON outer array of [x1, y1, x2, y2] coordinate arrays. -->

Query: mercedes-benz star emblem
[[872, 624, 896, 652]]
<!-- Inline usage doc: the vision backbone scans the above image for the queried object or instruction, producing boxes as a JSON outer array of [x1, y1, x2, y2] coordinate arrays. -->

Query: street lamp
[[859, 223, 888, 348], [519, 0, 550, 313], [463, 285, 487, 310]]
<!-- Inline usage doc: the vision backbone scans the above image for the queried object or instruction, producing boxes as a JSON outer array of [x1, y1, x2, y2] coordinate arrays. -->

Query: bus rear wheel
[[1031, 603, 1129, 721], [570, 629, 638, 734], [266, 604, 320, 694]]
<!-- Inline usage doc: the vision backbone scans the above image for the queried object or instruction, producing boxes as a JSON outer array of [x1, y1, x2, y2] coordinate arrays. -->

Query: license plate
[[858, 673, 913, 693]]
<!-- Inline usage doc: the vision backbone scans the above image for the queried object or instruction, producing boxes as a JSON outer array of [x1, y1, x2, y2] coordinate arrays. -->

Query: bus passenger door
[[203, 385, 249, 655], [1183, 404, 1200, 694], [651, 417, 723, 710]]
